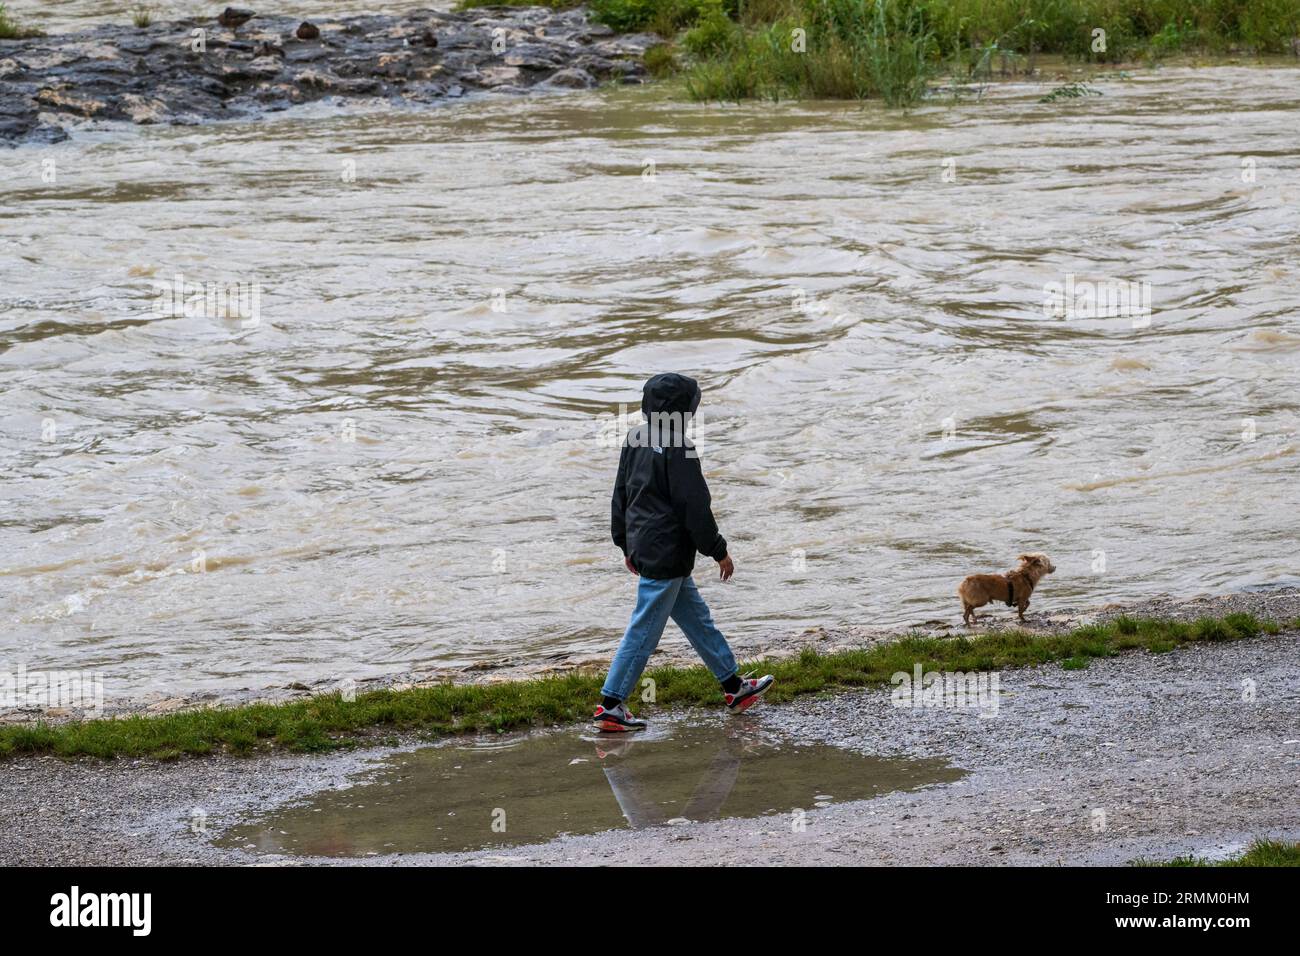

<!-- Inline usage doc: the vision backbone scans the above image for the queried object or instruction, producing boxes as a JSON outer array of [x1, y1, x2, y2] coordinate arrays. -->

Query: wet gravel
[[2, 589, 1297, 866]]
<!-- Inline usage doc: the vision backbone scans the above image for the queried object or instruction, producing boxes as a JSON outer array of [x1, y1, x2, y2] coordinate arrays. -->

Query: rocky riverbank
[[0, 6, 658, 144]]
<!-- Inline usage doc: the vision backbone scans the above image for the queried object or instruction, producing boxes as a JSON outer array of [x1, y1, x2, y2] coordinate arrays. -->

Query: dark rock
[[362, 52, 414, 79], [503, 43, 566, 70], [0, 93, 35, 117], [294, 68, 336, 91], [285, 45, 331, 64], [116, 35, 158, 55], [0, 116, 68, 144], [332, 76, 382, 96], [35, 86, 110, 118], [217, 8, 256, 30], [471, 65, 522, 88], [544, 67, 595, 89], [245, 56, 284, 78], [404, 79, 449, 100], [295, 21, 320, 41], [438, 51, 482, 74], [574, 53, 615, 71], [437, 30, 488, 52]]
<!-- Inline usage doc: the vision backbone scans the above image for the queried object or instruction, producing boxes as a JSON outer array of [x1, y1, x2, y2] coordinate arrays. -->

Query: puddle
[[217, 721, 963, 857]]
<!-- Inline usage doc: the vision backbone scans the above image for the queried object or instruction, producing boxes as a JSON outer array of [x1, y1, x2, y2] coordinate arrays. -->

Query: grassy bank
[[0, 612, 1288, 761], [1137, 839, 1300, 866], [462, 0, 1300, 105], [0, 3, 43, 39]]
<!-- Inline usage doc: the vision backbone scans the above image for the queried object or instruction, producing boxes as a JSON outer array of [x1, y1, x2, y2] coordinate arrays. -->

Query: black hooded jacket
[[611, 373, 728, 580]]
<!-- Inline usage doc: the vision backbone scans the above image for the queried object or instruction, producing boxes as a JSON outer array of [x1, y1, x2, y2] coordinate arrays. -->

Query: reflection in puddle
[[218, 722, 963, 857]]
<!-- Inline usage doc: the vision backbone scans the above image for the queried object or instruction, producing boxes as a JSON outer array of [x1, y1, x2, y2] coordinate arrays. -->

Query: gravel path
[[2, 589, 1297, 866]]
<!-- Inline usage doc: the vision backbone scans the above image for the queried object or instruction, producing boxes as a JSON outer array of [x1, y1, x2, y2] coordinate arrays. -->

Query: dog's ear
[[1017, 553, 1036, 565]]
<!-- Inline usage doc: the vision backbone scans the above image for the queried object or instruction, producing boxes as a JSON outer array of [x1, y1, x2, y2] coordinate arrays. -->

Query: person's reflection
[[594, 723, 766, 828]]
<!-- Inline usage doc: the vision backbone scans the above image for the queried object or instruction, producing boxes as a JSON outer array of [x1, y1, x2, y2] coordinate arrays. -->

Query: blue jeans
[[601, 575, 738, 703]]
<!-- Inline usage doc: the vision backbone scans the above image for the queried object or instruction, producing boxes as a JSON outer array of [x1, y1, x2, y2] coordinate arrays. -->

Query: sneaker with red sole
[[725, 673, 774, 713], [592, 702, 647, 733]]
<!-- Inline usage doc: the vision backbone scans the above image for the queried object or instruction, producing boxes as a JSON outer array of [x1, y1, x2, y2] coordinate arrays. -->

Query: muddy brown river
[[2, 40, 1298, 705]]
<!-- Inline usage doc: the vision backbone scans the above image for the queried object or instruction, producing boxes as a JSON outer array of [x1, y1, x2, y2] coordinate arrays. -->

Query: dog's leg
[[962, 603, 974, 625], [1017, 601, 1028, 623]]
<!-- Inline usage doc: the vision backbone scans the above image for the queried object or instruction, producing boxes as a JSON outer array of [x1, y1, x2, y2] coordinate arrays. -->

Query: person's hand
[[718, 554, 734, 582], [624, 556, 638, 576]]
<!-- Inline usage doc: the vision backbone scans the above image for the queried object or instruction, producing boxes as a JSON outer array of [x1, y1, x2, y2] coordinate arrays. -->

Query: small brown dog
[[958, 553, 1055, 625]]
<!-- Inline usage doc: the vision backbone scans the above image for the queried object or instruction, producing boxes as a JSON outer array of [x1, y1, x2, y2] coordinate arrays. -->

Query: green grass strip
[[1135, 839, 1300, 867], [0, 3, 43, 39], [0, 611, 1285, 761]]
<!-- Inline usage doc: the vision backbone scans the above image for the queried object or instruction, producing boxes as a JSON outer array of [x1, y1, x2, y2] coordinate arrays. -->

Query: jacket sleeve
[[666, 447, 728, 561], [611, 443, 629, 555]]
